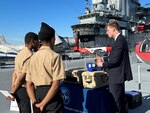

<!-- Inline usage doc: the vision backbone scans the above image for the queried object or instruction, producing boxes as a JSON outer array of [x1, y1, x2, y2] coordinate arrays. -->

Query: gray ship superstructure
[[71, 0, 150, 49]]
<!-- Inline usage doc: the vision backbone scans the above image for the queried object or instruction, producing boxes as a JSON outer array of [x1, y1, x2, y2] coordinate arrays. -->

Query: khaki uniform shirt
[[26, 46, 65, 87], [15, 47, 32, 86]]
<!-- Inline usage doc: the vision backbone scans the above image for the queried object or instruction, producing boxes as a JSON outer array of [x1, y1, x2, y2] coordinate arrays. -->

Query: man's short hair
[[106, 21, 120, 31], [25, 32, 38, 44], [38, 22, 55, 42]]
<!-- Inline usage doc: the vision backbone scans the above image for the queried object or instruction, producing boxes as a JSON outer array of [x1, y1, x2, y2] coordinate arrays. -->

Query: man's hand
[[35, 102, 45, 112], [95, 56, 104, 67], [32, 102, 41, 113], [6, 93, 15, 101]]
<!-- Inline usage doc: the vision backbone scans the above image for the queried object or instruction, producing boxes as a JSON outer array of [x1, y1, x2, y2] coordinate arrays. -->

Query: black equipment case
[[125, 90, 142, 109], [125, 65, 142, 109]]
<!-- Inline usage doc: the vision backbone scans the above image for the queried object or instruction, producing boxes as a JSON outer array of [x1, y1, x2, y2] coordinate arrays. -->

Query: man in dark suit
[[96, 21, 133, 113]]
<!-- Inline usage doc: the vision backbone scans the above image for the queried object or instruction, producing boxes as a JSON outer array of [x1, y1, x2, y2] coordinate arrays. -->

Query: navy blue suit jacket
[[103, 34, 133, 84]]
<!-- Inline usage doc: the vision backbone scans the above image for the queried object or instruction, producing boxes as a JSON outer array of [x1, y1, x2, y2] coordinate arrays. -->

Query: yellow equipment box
[[64, 68, 86, 84], [82, 71, 108, 88]]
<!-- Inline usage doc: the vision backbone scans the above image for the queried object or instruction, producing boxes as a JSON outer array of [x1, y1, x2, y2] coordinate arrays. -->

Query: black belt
[[36, 85, 52, 88]]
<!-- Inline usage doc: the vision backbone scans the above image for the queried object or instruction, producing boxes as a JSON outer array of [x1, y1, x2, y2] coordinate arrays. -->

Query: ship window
[[140, 39, 150, 52]]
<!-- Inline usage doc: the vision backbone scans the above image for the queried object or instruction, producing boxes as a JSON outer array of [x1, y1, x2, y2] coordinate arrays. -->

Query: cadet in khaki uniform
[[7, 32, 39, 113], [26, 22, 65, 113]]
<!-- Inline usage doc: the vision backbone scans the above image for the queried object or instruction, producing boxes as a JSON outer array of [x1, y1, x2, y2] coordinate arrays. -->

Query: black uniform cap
[[38, 22, 55, 42]]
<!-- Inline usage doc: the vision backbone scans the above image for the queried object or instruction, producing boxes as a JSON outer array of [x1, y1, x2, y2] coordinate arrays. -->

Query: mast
[[85, 0, 90, 14]]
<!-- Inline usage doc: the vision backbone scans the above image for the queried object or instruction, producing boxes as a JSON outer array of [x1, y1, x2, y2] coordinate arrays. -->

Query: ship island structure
[[71, 0, 150, 50]]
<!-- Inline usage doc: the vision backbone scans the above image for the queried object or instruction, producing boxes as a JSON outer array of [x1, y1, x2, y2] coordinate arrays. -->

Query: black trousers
[[109, 84, 128, 113], [14, 87, 31, 113], [35, 85, 64, 113]]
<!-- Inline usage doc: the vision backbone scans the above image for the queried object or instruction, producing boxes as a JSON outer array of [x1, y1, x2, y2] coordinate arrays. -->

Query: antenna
[[85, 0, 90, 14]]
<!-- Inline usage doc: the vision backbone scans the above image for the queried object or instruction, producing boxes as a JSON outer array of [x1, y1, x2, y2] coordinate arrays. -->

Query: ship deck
[[0, 52, 150, 113]]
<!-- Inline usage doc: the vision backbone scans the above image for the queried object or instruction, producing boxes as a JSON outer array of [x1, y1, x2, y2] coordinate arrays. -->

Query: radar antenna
[[85, 0, 90, 14]]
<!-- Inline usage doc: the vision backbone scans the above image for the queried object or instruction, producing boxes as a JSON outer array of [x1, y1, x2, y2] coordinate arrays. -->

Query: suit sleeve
[[103, 39, 124, 68]]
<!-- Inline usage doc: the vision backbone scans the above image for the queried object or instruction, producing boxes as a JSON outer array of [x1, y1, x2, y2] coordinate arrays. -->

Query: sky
[[0, 0, 148, 45]]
